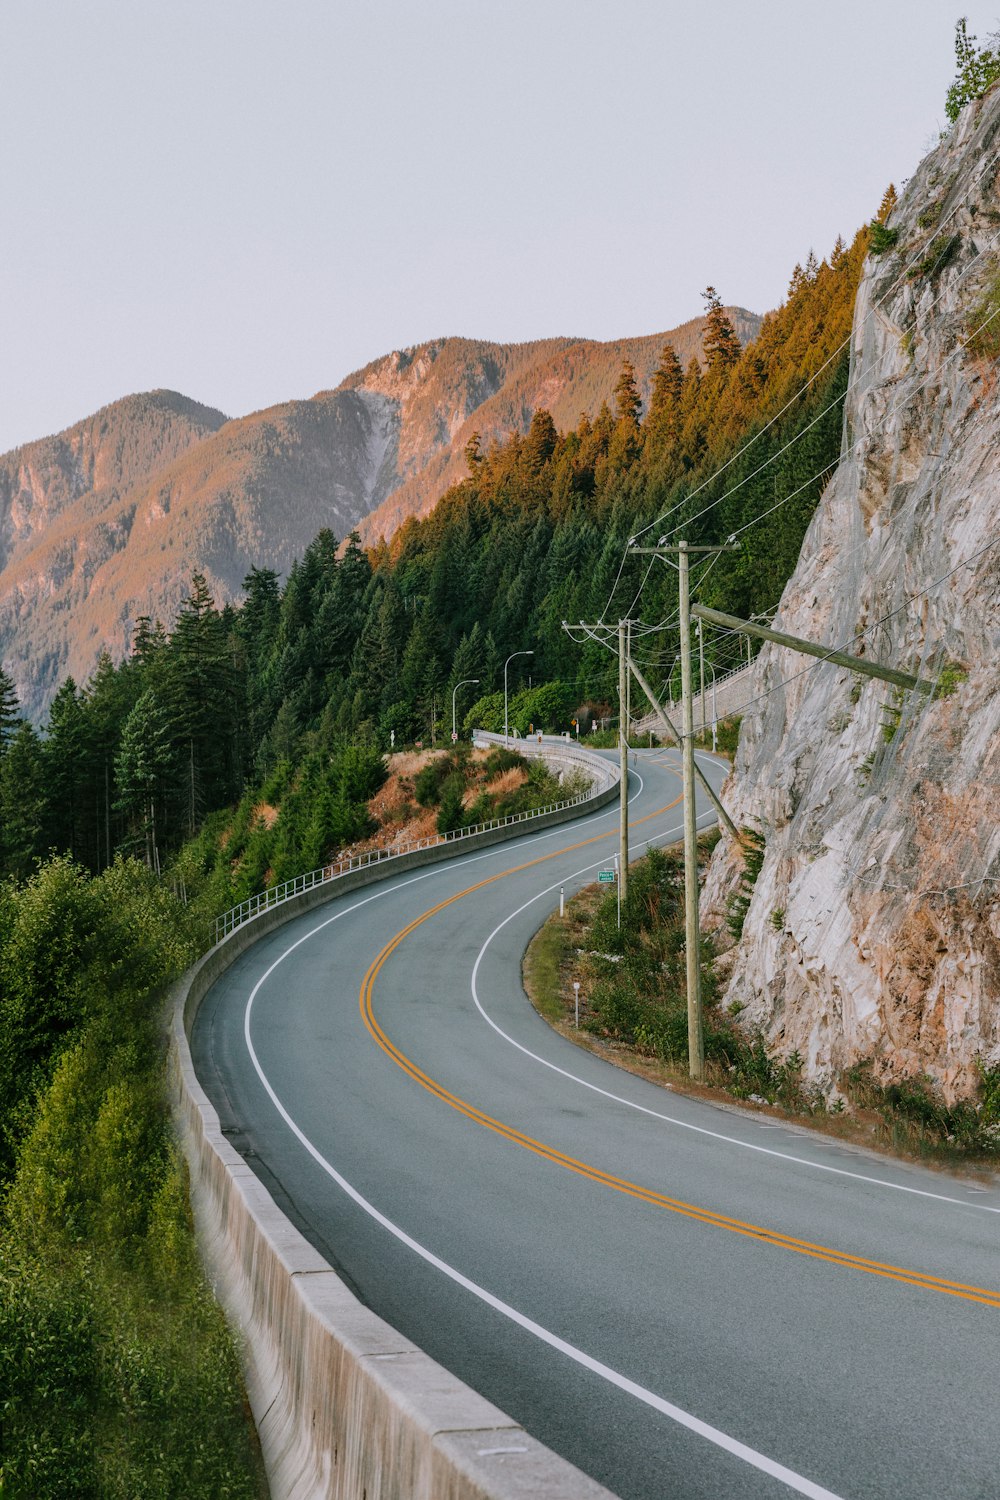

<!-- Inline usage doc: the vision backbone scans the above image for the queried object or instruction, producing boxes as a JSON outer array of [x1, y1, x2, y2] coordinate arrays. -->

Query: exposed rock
[[703, 93, 1000, 1101]]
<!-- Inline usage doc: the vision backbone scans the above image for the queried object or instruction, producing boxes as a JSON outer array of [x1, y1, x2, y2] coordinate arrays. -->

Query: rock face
[[0, 317, 759, 721], [702, 93, 1000, 1101]]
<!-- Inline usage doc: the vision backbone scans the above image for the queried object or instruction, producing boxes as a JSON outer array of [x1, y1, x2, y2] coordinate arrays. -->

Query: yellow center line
[[357, 785, 1000, 1311]]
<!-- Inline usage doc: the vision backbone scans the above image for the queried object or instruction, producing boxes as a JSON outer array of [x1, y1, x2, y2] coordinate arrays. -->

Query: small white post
[[573, 980, 580, 1029], [560, 886, 565, 918]]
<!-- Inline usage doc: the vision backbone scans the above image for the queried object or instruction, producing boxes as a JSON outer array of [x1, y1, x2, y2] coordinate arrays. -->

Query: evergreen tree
[[115, 690, 175, 870], [0, 667, 21, 756], [647, 344, 684, 418], [43, 678, 86, 861], [701, 287, 742, 371], [0, 722, 47, 878], [613, 361, 642, 427]]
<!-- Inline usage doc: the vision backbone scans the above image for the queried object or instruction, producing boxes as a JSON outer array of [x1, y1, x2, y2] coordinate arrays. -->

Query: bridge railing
[[213, 737, 614, 946]]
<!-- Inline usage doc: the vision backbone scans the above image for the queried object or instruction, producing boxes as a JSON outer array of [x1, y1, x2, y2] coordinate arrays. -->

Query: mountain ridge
[[0, 312, 760, 718]]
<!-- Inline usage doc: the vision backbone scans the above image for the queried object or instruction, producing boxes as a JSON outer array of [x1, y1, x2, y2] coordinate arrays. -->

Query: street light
[[705, 660, 718, 752], [503, 650, 533, 743], [451, 678, 479, 742]]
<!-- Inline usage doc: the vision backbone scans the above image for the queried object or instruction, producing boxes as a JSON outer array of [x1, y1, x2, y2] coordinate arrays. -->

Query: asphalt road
[[192, 747, 1000, 1500]]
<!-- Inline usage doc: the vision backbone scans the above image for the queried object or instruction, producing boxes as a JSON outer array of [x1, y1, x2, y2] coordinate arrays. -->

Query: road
[[192, 748, 1000, 1500]]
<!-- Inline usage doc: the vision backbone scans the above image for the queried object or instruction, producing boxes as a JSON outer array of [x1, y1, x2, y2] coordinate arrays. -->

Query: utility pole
[[631, 539, 739, 1082], [678, 544, 703, 1079], [625, 618, 632, 741], [698, 620, 707, 742], [618, 618, 629, 909]]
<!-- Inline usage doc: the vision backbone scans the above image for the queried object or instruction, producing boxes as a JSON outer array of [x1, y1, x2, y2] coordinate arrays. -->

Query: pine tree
[[647, 344, 684, 419], [0, 668, 20, 756], [115, 689, 175, 869], [43, 678, 86, 860], [701, 287, 742, 371], [0, 721, 47, 878], [613, 362, 642, 427]]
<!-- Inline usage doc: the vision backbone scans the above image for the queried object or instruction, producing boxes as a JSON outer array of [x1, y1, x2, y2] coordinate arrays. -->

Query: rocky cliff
[[703, 93, 1000, 1101]]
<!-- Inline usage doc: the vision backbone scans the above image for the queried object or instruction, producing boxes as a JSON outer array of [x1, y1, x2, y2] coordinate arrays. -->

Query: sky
[[2, 0, 998, 454]]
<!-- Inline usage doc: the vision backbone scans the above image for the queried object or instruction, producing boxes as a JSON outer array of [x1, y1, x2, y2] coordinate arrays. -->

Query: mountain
[[702, 93, 1000, 1099], [0, 313, 759, 719]]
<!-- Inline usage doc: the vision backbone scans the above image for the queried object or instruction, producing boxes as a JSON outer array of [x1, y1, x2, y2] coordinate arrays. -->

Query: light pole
[[705, 660, 718, 752], [451, 678, 479, 742], [503, 650, 533, 742]]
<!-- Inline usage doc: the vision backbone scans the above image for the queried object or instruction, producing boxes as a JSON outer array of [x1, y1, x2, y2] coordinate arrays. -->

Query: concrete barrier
[[169, 742, 620, 1500]]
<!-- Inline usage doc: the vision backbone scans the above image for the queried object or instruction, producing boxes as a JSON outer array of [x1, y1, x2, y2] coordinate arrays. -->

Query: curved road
[[193, 749, 1000, 1500]]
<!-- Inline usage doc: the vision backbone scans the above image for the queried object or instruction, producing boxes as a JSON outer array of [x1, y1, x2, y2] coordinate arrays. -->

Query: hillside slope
[[702, 94, 1000, 1099]]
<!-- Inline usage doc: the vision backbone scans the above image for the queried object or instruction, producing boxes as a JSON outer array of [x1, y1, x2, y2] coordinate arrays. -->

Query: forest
[[0, 225, 867, 889]]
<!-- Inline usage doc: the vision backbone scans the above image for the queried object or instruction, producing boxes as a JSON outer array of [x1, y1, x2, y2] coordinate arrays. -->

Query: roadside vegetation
[[525, 846, 1000, 1167], [0, 858, 266, 1498]]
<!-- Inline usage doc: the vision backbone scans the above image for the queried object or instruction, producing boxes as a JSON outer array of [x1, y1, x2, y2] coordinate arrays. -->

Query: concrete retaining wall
[[169, 744, 619, 1500]]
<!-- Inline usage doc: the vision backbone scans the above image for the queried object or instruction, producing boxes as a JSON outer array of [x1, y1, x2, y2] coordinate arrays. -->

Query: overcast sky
[[2, 1, 997, 454]]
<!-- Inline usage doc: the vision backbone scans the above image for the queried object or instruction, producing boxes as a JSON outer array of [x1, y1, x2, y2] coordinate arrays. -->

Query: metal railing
[[213, 747, 611, 946]]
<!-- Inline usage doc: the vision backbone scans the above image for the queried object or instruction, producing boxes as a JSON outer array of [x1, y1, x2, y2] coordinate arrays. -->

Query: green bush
[[868, 220, 899, 255], [725, 826, 766, 939], [906, 233, 960, 281], [0, 856, 264, 1497], [945, 18, 1000, 123]]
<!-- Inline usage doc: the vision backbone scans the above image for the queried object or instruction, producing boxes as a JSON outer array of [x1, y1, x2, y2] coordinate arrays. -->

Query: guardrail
[[214, 740, 610, 945]]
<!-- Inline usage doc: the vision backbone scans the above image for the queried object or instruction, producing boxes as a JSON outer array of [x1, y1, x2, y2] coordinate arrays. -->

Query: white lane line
[[242, 931, 846, 1500], [468, 851, 1000, 1218]]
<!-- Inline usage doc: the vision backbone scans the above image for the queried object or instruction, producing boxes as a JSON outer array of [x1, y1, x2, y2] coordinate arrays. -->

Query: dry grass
[[252, 801, 279, 831], [485, 766, 528, 797]]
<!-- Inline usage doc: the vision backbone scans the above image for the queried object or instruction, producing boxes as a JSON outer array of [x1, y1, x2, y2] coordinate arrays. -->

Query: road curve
[[192, 749, 1000, 1500]]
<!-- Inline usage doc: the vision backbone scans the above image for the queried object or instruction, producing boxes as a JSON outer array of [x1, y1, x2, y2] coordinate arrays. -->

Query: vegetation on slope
[[0, 858, 265, 1497], [531, 849, 1000, 1163]]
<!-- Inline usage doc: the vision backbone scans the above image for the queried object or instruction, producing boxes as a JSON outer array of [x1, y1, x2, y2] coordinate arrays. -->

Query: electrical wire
[[597, 147, 1000, 621]]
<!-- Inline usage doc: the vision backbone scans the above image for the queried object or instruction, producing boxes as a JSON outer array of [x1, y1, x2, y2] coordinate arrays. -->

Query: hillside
[[0, 315, 758, 720], [346, 314, 760, 543]]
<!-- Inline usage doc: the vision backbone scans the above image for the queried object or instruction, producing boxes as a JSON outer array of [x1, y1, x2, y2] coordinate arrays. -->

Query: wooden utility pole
[[632, 540, 739, 1082], [618, 618, 629, 908], [678, 544, 703, 1079]]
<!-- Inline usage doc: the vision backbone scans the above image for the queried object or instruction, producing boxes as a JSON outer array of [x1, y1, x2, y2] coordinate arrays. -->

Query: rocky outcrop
[[703, 91, 1000, 1101]]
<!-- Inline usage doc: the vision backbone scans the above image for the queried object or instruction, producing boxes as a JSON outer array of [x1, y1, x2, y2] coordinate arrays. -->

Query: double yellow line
[[358, 798, 1000, 1310]]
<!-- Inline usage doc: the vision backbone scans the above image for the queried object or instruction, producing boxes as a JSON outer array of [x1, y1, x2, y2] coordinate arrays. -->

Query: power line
[[598, 157, 1000, 622]]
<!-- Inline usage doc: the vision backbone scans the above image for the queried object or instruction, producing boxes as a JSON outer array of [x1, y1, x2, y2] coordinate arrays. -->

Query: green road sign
[[597, 869, 616, 883]]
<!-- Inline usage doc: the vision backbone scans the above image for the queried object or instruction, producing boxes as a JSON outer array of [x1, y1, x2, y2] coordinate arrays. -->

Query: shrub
[[964, 260, 1000, 360], [868, 221, 898, 255], [945, 18, 1000, 123], [726, 826, 766, 939], [906, 233, 960, 281]]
